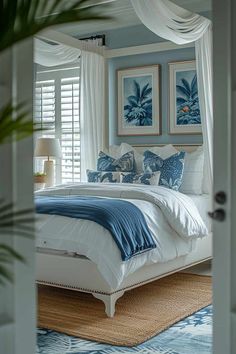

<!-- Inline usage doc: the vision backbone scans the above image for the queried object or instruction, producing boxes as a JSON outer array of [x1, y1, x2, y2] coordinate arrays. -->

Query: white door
[[0, 39, 36, 354], [213, 0, 236, 353]]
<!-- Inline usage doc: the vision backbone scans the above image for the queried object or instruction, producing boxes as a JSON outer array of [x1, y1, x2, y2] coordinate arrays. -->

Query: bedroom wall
[[78, 24, 204, 146]]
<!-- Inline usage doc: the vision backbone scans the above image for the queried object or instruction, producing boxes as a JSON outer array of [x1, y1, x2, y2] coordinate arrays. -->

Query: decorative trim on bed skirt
[[37, 280, 110, 295]]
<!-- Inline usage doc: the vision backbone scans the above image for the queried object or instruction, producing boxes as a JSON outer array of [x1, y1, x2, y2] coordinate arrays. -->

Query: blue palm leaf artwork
[[123, 75, 153, 127], [176, 70, 201, 125]]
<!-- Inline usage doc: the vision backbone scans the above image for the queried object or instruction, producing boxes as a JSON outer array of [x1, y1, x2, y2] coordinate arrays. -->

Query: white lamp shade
[[34, 138, 62, 158]]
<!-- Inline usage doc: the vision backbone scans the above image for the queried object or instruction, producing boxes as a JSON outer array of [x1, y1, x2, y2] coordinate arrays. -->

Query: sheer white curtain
[[80, 50, 105, 180], [34, 37, 105, 182], [131, 0, 213, 192], [195, 28, 213, 190]]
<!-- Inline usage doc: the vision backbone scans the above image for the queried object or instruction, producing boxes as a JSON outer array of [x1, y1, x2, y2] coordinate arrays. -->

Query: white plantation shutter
[[34, 80, 56, 177], [34, 64, 80, 184], [35, 80, 56, 137], [60, 77, 80, 183]]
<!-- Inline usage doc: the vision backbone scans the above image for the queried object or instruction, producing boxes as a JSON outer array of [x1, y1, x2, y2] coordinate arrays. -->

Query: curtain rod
[[80, 34, 106, 46]]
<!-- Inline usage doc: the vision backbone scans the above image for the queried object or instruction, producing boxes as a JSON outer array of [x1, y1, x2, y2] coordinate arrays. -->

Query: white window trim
[[35, 63, 80, 184]]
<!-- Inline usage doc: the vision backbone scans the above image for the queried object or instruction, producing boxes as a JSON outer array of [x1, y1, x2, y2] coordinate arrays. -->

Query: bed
[[35, 144, 212, 317]]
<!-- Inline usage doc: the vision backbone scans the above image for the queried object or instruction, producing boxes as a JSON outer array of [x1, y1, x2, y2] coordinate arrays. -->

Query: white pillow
[[179, 147, 204, 195], [103, 145, 122, 159], [148, 144, 178, 159]]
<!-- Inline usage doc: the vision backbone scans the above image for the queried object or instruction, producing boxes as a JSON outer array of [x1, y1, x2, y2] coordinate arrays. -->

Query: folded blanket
[[35, 195, 156, 261]]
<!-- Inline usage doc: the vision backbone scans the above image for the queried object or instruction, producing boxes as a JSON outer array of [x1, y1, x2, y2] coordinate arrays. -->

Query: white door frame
[[0, 39, 36, 354], [213, 0, 236, 353]]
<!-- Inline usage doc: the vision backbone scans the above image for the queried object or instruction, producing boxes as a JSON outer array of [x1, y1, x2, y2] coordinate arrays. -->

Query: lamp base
[[44, 160, 54, 187]]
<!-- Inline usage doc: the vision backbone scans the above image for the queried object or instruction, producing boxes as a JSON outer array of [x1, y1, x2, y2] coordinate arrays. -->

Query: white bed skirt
[[36, 232, 212, 294], [36, 232, 212, 317]]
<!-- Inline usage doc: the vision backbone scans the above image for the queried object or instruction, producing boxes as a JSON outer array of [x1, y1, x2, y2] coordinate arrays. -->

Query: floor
[[37, 261, 212, 354], [182, 260, 212, 276]]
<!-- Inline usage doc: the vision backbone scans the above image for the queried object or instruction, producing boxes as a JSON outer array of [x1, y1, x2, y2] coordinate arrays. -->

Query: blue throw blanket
[[35, 195, 156, 261]]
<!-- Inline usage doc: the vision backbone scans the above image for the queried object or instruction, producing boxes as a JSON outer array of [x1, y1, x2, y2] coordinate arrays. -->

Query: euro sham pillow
[[121, 171, 161, 185], [143, 150, 186, 191], [179, 147, 204, 195], [97, 151, 135, 172], [148, 144, 178, 159], [87, 170, 121, 183]]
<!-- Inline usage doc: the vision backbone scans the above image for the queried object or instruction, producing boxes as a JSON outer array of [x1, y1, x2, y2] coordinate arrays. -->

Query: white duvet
[[35, 183, 208, 289]]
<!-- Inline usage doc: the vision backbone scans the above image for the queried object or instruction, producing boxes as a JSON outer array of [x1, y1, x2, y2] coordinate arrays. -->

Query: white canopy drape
[[34, 38, 105, 181], [34, 38, 81, 66], [131, 0, 213, 192], [80, 49, 105, 181]]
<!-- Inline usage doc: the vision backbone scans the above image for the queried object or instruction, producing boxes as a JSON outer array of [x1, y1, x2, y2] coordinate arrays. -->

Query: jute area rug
[[38, 273, 212, 347]]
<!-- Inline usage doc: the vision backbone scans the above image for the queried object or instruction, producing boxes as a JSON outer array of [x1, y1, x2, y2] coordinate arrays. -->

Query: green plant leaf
[[0, 264, 14, 284], [0, 201, 34, 284], [0, 244, 25, 263], [0, 0, 111, 53], [0, 244, 26, 284], [0, 102, 45, 144], [0, 200, 35, 238]]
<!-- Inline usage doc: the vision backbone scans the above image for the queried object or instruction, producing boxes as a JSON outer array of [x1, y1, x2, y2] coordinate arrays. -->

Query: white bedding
[[188, 194, 212, 232], [35, 183, 208, 288]]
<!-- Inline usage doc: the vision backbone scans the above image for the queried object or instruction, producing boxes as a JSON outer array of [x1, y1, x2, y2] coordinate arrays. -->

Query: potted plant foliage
[[34, 172, 46, 184], [34, 172, 47, 190]]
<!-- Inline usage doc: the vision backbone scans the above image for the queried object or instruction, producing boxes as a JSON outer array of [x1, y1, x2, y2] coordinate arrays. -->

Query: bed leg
[[92, 290, 125, 317]]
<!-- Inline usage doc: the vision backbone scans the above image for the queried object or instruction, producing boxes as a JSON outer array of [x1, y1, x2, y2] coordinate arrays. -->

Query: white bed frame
[[36, 144, 212, 317]]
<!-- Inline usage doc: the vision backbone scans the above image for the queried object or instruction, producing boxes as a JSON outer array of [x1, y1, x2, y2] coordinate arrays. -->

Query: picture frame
[[169, 60, 202, 135], [117, 65, 161, 136]]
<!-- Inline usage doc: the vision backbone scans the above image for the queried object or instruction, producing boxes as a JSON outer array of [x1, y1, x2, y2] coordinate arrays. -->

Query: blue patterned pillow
[[143, 150, 186, 191], [97, 151, 135, 172], [121, 171, 160, 185], [87, 170, 121, 183]]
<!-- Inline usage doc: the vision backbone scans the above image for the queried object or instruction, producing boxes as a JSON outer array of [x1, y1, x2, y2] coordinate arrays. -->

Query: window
[[34, 64, 80, 184]]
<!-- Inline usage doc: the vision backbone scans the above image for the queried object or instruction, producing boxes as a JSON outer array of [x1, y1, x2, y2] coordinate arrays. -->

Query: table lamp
[[34, 138, 62, 187]]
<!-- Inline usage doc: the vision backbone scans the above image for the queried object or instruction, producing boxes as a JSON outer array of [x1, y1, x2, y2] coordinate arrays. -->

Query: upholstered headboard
[[132, 144, 201, 154]]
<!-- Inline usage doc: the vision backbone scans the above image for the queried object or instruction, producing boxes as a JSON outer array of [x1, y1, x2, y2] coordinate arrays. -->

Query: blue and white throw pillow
[[87, 170, 120, 183], [97, 151, 135, 172], [121, 171, 160, 186], [143, 150, 186, 191]]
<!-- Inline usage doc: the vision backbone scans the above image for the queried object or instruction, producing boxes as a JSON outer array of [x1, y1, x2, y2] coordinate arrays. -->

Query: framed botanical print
[[169, 60, 202, 134], [117, 65, 161, 136]]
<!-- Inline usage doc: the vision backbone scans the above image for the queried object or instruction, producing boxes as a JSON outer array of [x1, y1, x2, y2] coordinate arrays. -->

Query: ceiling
[[58, 0, 211, 37]]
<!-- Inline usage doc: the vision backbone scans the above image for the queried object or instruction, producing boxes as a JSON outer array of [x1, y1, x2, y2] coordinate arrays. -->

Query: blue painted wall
[[79, 24, 204, 146]]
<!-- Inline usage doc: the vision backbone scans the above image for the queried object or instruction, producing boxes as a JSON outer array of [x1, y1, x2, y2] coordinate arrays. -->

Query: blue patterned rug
[[37, 305, 212, 354]]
